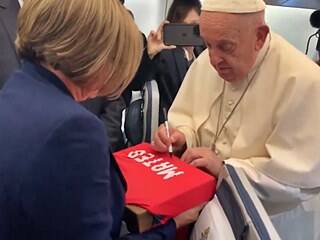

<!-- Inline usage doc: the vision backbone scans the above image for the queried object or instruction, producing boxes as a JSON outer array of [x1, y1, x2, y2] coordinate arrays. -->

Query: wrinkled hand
[[152, 124, 186, 153], [173, 202, 206, 229], [181, 147, 223, 177], [147, 21, 176, 59]]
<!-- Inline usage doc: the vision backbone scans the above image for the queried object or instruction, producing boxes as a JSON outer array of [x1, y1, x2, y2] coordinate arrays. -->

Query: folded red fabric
[[114, 143, 217, 221]]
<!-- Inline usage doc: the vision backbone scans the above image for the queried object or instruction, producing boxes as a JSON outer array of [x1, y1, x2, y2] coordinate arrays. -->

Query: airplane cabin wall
[[125, 0, 318, 59]]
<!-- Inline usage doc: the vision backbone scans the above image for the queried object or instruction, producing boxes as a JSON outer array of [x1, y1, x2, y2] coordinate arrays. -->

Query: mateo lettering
[[127, 150, 184, 180]]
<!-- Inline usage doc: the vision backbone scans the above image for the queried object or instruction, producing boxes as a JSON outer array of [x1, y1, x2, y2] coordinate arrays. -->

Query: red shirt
[[114, 143, 216, 220]]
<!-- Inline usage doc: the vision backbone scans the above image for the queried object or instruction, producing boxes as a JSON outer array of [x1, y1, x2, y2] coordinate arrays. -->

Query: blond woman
[[0, 0, 202, 239]]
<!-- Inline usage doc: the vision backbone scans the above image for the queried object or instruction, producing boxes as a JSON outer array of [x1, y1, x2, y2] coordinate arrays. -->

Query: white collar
[[183, 47, 195, 62], [18, 0, 23, 7]]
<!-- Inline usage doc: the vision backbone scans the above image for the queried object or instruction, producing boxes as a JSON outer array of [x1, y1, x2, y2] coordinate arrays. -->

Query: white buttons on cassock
[[228, 100, 234, 106]]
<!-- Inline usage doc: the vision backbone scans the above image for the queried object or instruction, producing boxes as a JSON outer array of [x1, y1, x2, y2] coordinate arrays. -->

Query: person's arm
[[122, 35, 153, 106], [226, 77, 320, 208], [120, 220, 176, 240], [81, 97, 126, 152], [0, 23, 20, 88], [181, 146, 320, 207], [225, 159, 319, 207], [126, 21, 178, 93], [179, 146, 320, 207], [125, 47, 153, 92], [123, 23, 177, 105], [100, 97, 126, 152], [121, 202, 205, 240], [21, 114, 114, 240]]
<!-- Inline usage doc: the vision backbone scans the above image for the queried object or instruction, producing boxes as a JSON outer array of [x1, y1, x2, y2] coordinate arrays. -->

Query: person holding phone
[[0, 0, 203, 239], [153, 0, 320, 239], [146, 0, 205, 124]]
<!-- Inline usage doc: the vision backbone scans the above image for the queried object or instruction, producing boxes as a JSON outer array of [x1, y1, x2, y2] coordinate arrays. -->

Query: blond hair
[[16, 0, 143, 98]]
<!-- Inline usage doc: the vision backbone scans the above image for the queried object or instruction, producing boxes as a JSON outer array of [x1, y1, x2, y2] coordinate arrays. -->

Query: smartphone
[[163, 23, 204, 46]]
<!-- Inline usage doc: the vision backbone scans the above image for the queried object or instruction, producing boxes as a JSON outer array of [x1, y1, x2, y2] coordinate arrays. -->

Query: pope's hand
[[152, 124, 186, 153], [181, 147, 223, 177]]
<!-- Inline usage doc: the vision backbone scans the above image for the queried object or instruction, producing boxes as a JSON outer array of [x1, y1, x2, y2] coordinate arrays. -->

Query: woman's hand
[[147, 21, 176, 59], [173, 202, 206, 229]]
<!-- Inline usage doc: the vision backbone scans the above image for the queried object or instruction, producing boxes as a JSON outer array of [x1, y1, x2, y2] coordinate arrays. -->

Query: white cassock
[[168, 32, 320, 239]]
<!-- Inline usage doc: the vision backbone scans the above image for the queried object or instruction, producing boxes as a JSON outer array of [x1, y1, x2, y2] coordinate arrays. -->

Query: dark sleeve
[[122, 34, 154, 106], [121, 220, 176, 240], [100, 97, 126, 152], [127, 48, 153, 91], [81, 97, 126, 152], [0, 25, 20, 88]]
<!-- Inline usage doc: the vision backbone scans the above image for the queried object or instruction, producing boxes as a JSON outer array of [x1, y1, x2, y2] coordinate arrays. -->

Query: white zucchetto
[[202, 0, 266, 13]]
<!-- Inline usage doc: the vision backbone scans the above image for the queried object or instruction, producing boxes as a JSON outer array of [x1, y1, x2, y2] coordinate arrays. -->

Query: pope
[[153, 0, 320, 238]]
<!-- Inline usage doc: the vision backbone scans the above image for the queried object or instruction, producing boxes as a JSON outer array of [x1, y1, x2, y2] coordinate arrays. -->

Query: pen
[[162, 108, 173, 157]]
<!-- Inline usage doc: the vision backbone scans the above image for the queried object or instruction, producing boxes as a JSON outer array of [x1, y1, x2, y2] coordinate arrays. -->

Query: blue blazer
[[0, 62, 176, 240]]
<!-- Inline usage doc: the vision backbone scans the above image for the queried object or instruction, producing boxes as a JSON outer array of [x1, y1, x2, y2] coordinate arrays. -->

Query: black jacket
[[153, 46, 205, 123], [0, 0, 20, 88]]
